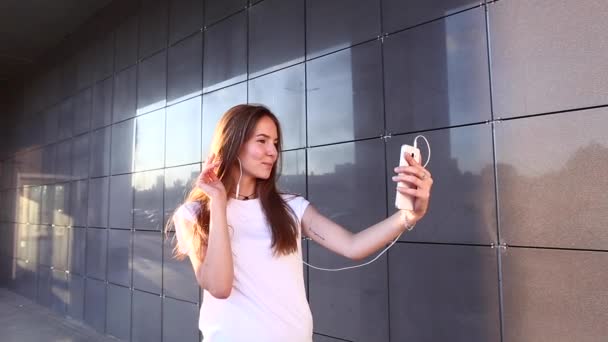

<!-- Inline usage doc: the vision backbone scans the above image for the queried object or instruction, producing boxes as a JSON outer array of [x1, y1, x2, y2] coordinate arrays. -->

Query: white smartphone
[[395, 144, 421, 210]]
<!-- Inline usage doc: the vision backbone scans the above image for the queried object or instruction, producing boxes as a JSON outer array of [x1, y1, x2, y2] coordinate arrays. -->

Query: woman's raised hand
[[196, 153, 227, 202], [392, 152, 433, 225]]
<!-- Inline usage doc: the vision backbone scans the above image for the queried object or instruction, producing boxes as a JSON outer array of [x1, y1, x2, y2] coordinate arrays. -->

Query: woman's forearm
[[199, 199, 234, 298], [348, 210, 415, 261]]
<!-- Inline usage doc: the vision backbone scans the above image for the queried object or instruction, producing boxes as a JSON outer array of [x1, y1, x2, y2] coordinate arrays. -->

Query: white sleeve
[[172, 202, 199, 254]]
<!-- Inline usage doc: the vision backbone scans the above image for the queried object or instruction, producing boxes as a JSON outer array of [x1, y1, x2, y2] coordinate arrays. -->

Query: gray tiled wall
[[1, 0, 607, 341]]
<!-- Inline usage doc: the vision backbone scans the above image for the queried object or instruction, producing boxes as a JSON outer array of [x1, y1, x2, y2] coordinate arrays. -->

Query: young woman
[[166, 104, 433, 341]]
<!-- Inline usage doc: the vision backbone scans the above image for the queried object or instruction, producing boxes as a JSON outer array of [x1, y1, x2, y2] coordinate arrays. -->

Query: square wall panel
[[382, 0, 481, 33], [134, 108, 166, 172], [201, 82, 247, 157], [132, 289, 162, 342], [87, 177, 109, 228], [106, 283, 132, 341], [164, 163, 200, 218], [384, 7, 491, 133], [205, 0, 246, 26], [248, 63, 306, 150], [58, 97, 74, 140], [91, 77, 113, 130], [133, 231, 163, 294], [89, 126, 111, 178], [67, 227, 86, 276], [50, 269, 68, 315], [203, 11, 247, 93], [71, 133, 89, 181], [110, 118, 135, 175], [92, 32, 114, 82], [307, 139, 389, 341], [169, 0, 204, 44], [137, 51, 167, 115], [70, 180, 88, 227], [163, 231, 199, 303], [306, 0, 380, 59], [86, 227, 107, 281], [138, 0, 168, 60], [84, 277, 106, 333], [163, 297, 199, 342], [115, 15, 138, 71], [307, 41, 384, 146], [73, 88, 92, 136], [51, 226, 68, 270], [67, 273, 85, 321], [113, 65, 137, 123], [389, 244, 501, 341], [278, 149, 306, 196], [165, 96, 202, 167], [109, 174, 134, 229], [490, 0, 608, 118], [495, 108, 608, 250], [248, 0, 304, 77], [108, 229, 132, 287], [168, 32, 202, 105], [502, 247, 608, 342], [386, 124, 497, 245]]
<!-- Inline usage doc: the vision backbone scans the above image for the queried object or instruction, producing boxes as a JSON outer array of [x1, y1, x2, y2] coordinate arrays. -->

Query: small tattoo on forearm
[[308, 227, 325, 241]]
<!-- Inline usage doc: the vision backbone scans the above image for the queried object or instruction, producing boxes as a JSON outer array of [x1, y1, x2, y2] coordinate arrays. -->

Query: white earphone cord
[[302, 134, 430, 271]]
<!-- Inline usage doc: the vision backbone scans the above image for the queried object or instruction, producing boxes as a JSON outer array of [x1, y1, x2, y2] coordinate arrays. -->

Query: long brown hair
[[165, 104, 299, 260]]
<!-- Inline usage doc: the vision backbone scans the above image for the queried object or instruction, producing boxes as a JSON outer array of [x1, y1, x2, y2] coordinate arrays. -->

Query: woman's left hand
[[392, 152, 433, 225]]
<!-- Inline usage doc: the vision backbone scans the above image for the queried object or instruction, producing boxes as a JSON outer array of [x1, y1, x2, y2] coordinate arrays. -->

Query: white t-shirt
[[173, 194, 312, 342]]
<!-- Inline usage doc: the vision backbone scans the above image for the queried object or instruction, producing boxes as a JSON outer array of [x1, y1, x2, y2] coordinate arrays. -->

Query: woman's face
[[238, 115, 279, 180]]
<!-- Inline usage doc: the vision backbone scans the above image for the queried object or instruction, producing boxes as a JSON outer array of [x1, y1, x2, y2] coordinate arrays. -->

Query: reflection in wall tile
[[386, 125, 497, 245], [248, 64, 306, 150], [307, 41, 384, 146], [383, 7, 491, 133], [110, 118, 135, 175], [164, 163, 200, 217], [165, 96, 201, 167], [133, 169, 164, 230], [109, 174, 134, 229], [108, 229, 132, 287], [134, 108, 166, 172], [133, 231, 163, 294]]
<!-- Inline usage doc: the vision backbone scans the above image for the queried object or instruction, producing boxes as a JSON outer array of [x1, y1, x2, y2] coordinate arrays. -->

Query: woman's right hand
[[196, 153, 227, 203]]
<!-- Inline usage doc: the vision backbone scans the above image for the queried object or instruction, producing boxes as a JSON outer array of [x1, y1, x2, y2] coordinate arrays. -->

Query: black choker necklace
[[232, 192, 256, 200]]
